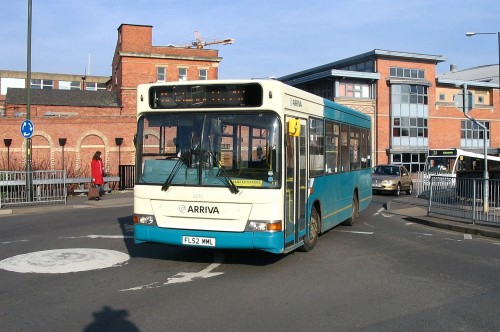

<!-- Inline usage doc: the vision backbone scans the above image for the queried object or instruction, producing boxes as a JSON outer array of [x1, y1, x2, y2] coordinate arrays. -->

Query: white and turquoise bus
[[425, 148, 500, 175], [133, 80, 372, 254]]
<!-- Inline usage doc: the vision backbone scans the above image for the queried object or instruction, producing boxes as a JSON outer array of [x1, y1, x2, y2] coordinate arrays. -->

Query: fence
[[119, 165, 135, 190], [0, 170, 67, 208], [0, 170, 121, 209], [428, 175, 500, 225]]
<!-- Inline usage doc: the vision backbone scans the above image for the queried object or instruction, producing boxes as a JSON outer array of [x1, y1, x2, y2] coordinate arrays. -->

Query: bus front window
[[136, 112, 281, 189], [425, 157, 453, 173]]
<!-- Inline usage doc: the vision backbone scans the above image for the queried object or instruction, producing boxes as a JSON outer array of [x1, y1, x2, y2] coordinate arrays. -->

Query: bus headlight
[[133, 214, 157, 225], [246, 220, 282, 232]]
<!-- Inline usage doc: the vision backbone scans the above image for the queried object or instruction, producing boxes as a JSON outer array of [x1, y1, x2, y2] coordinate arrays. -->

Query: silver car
[[372, 164, 413, 196]]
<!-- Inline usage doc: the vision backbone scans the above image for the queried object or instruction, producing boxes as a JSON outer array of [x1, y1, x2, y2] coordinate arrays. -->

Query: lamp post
[[115, 137, 123, 166], [58, 138, 67, 170], [465, 31, 500, 213], [465, 32, 500, 91], [4, 139, 12, 170]]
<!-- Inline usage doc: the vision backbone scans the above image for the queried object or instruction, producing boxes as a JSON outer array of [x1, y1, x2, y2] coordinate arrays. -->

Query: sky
[[1, 0, 499, 80]]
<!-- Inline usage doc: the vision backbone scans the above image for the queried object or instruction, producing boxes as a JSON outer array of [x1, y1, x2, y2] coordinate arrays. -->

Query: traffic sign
[[21, 119, 34, 139], [453, 92, 474, 113]]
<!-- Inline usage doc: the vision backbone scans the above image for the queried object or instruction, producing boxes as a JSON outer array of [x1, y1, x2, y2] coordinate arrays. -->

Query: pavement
[[2, 190, 500, 240], [0, 190, 134, 216], [387, 195, 500, 240]]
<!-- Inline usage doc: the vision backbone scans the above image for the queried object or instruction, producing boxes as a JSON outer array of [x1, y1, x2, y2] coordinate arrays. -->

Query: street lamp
[[58, 138, 67, 170], [465, 32, 500, 90], [4, 138, 12, 170], [465, 31, 500, 213], [115, 137, 123, 166]]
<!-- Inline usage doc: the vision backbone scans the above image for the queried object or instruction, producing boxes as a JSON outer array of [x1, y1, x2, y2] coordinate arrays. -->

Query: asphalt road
[[0, 193, 499, 331]]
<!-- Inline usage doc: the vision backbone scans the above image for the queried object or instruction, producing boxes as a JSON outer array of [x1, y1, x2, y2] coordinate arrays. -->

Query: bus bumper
[[134, 225, 285, 254]]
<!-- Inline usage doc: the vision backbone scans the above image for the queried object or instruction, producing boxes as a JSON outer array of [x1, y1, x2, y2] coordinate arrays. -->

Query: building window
[[339, 82, 370, 98], [392, 117, 428, 138], [85, 82, 106, 91], [461, 120, 490, 148], [31, 79, 53, 89], [439, 93, 445, 101], [391, 83, 429, 148], [390, 67, 425, 79], [339, 60, 375, 73], [59, 81, 81, 90], [478, 96, 484, 104], [157, 67, 166, 82], [178, 68, 187, 81], [199, 69, 207, 80], [391, 153, 427, 172]]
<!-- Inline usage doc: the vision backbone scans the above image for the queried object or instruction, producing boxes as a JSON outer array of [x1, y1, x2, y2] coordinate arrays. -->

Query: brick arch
[[76, 131, 110, 175], [24, 131, 56, 170]]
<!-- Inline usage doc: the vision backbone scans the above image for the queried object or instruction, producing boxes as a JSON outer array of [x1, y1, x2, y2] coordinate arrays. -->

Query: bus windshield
[[425, 156, 455, 173], [137, 112, 281, 189]]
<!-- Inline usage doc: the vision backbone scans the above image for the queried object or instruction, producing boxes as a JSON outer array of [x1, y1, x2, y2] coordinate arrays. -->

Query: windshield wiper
[[161, 157, 187, 191], [207, 150, 239, 194]]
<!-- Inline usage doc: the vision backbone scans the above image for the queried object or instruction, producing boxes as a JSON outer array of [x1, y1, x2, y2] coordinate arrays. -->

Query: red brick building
[[0, 24, 223, 176], [280, 50, 500, 172]]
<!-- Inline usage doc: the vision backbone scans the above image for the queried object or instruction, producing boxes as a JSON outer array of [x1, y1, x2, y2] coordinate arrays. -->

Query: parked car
[[372, 164, 413, 196]]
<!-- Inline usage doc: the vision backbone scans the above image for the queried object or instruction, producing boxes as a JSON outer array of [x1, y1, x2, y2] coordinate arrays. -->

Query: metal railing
[[428, 175, 500, 225], [0, 170, 67, 208], [118, 165, 135, 190], [0, 170, 121, 208]]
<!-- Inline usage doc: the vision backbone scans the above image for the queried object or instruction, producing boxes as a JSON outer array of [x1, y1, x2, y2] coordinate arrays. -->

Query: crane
[[191, 30, 235, 49], [169, 31, 235, 49]]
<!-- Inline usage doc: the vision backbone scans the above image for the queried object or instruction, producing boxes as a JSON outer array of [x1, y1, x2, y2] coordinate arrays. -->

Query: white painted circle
[[0, 248, 130, 274]]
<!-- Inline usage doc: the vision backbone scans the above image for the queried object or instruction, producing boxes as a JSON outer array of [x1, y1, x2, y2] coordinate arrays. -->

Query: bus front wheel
[[302, 208, 320, 252], [343, 193, 359, 226]]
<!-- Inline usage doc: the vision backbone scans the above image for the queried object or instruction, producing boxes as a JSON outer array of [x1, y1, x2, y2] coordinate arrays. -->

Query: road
[[0, 193, 499, 331]]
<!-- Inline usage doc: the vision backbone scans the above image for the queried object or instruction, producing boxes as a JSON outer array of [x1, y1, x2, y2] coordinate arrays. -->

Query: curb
[[387, 199, 500, 240]]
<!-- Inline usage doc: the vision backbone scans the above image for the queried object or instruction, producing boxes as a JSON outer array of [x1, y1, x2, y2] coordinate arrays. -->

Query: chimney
[[450, 64, 458, 72]]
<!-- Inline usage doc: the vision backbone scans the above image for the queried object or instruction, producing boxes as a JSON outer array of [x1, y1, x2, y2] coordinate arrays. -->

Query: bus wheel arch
[[343, 189, 359, 226], [301, 202, 321, 252]]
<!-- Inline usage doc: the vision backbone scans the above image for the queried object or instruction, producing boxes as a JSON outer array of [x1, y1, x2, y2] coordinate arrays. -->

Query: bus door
[[284, 116, 307, 249]]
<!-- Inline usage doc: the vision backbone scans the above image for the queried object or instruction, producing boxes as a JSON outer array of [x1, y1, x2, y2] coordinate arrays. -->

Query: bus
[[424, 148, 500, 176], [133, 80, 372, 254]]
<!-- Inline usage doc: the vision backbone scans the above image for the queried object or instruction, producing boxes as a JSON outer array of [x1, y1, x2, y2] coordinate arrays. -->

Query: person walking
[[91, 151, 105, 198]]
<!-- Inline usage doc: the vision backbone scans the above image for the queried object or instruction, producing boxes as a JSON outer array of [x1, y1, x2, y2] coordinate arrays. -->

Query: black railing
[[119, 165, 136, 190]]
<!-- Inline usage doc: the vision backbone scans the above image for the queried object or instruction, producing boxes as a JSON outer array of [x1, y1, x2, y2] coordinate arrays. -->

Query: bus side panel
[[309, 169, 371, 232]]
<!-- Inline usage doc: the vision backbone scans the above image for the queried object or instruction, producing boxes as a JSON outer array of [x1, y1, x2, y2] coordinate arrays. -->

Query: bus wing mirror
[[288, 119, 300, 137]]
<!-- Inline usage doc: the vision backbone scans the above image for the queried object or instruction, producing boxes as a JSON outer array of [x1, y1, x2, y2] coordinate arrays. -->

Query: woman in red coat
[[91, 151, 105, 197]]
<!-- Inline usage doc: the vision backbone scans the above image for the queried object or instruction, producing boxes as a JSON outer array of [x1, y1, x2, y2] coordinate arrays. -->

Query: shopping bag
[[88, 186, 100, 200]]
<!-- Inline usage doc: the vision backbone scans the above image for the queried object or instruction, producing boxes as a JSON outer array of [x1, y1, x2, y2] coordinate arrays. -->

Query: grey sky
[[1, 0, 498, 79]]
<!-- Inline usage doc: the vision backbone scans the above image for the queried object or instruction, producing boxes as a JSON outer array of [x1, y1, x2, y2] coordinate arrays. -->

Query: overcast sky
[[1, 0, 499, 79]]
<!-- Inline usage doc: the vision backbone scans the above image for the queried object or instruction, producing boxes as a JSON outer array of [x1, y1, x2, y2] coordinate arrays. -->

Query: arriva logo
[[179, 205, 220, 214]]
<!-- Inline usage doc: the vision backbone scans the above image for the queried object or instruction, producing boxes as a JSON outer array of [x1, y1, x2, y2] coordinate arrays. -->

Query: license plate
[[182, 236, 216, 247]]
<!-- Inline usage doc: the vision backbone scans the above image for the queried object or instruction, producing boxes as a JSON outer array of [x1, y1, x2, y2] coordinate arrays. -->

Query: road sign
[[453, 92, 474, 112], [21, 119, 34, 139]]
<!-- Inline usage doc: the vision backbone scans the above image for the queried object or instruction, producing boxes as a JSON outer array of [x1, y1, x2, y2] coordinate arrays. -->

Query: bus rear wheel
[[302, 208, 320, 252], [343, 193, 359, 226]]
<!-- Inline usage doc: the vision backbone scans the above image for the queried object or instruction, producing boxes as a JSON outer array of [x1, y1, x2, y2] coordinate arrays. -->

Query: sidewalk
[[386, 196, 500, 240], [0, 190, 133, 216]]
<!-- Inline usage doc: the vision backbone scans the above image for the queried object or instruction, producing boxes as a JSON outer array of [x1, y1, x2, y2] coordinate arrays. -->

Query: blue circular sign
[[21, 119, 34, 139]]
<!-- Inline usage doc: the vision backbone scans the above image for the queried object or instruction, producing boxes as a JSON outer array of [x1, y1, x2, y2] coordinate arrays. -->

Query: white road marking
[[1, 239, 29, 245], [464, 234, 473, 240], [60, 235, 134, 239], [120, 251, 225, 291], [336, 230, 374, 235], [0, 248, 129, 274], [373, 208, 384, 216], [413, 232, 433, 237], [405, 222, 414, 226]]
